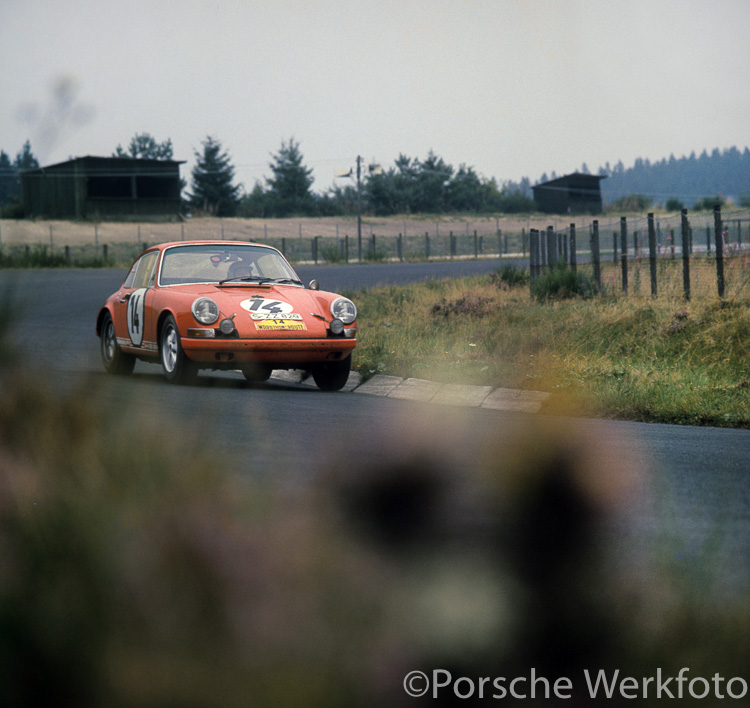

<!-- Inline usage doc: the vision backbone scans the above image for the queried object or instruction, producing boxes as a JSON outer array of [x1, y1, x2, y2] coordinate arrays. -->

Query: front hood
[[185, 284, 336, 338]]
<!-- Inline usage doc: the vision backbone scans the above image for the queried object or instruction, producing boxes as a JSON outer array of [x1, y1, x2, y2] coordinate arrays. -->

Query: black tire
[[242, 363, 272, 384], [100, 312, 135, 375], [311, 355, 351, 392], [160, 315, 197, 384]]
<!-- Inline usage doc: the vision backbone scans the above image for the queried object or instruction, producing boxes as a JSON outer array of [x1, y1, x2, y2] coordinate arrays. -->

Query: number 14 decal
[[126, 288, 147, 346]]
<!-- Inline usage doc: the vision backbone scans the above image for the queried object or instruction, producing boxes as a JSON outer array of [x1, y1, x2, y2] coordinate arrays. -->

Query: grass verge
[[346, 263, 749, 428]]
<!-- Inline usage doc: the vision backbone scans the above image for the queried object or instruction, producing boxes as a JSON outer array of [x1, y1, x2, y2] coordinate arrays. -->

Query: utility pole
[[335, 155, 381, 262], [356, 155, 362, 261]]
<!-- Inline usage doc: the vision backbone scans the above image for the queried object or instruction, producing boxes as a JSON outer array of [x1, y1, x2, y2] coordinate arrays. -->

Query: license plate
[[255, 320, 307, 331]]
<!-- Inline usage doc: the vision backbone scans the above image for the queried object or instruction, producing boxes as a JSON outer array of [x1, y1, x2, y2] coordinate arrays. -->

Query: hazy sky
[[2, 0, 748, 192]]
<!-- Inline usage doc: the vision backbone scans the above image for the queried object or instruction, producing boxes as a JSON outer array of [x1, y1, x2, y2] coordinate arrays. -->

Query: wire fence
[[529, 207, 750, 300], [0, 209, 748, 298]]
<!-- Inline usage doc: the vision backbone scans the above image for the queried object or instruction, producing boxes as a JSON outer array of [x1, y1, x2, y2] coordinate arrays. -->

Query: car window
[[159, 245, 299, 285], [123, 251, 159, 289], [128, 252, 159, 289]]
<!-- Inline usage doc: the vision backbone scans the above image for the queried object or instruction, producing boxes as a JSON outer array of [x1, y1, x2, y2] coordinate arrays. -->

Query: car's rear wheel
[[100, 312, 135, 375], [311, 355, 351, 392], [160, 315, 197, 384]]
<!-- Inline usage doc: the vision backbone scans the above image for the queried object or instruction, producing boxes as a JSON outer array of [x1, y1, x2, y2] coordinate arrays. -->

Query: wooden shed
[[21, 156, 184, 220], [532, 172, 606, 214]]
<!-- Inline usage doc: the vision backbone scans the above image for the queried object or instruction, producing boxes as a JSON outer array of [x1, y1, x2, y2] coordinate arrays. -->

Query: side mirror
[[308, 279, 320, 291]]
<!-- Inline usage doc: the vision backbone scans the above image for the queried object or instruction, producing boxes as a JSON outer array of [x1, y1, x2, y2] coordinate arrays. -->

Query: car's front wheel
[[100, 312, 135, 375], [160, 315, 197, 384], [311, 355, 351, 392], [242, 363, 272, 384]]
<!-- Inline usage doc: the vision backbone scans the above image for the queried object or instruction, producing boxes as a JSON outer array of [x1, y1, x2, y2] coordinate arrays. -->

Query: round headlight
[[330, 297, 357, 325], [192, 297, 220, 325]]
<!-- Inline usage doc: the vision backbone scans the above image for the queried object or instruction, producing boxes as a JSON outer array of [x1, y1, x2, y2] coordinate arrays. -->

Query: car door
[[115, 251, 159, 354]]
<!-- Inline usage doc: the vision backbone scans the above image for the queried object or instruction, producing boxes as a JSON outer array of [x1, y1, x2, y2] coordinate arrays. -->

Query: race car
[[96, 241, 357, 390]]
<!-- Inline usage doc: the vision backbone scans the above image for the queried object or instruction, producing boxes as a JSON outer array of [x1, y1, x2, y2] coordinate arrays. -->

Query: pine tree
[[14, 141, 40, 171], [114, 133, 174, 160], [189, 136, 240, 217], [265, 138, 315, 216]]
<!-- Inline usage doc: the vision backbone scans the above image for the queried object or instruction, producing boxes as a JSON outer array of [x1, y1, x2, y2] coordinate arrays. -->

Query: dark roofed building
[[21, 156, 184, 220], [532, 172, 606, 214]]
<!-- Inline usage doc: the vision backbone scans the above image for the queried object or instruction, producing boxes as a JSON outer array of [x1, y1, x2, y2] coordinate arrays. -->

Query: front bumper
[[181, 336, 356, 365]]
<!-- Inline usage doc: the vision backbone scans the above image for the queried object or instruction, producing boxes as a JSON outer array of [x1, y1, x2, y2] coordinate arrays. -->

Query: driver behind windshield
[[226, 260, 257, 279]]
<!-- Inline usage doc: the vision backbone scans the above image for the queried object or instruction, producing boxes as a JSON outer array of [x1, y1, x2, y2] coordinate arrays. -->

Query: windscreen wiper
[[219, 276, 274, 285]]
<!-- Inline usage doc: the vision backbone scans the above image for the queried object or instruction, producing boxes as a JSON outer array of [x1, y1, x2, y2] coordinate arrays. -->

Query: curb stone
[[267, 371, 549, 412]]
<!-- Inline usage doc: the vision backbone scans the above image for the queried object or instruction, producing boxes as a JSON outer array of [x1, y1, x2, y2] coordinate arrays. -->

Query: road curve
[[2, 264, 749, 592]]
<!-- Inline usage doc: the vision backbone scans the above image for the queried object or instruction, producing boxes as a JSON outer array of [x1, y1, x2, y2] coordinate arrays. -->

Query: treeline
[[240, 148, 535, 218], [0, 141, 40, 217], [597, 146, 750, 208], [3, 133, 748, 219]]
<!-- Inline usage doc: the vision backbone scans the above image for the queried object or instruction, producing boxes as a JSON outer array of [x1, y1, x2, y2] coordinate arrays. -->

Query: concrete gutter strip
[[267, 371, 548, 412]]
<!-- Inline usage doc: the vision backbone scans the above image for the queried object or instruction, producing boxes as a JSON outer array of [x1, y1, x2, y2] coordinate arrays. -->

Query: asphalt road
[[2, 263, 749, 593]]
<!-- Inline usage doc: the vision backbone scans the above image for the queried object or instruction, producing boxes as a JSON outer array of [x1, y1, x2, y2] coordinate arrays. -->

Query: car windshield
[[159, 244, 300, 286]]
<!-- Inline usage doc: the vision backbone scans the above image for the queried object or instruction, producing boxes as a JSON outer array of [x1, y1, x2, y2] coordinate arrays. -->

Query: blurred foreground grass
[[1, 304, 749, 706], [349, 260, 749, 428]]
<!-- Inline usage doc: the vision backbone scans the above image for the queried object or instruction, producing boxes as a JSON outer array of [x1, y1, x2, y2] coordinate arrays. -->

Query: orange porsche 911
[[96, 241, 357, 390]]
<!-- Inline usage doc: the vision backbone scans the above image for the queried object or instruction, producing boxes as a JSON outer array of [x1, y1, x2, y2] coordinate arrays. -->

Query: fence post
[[591, 220, 601, 293], [648, 213, 658, 298], [497, 229, 502, 258], [620, 217, 628, 294], [281, 237, 286, 256], [450, 231, 455, 259], [425, 232, 430, 260], [681, 209, 691, 301], [569, 224, 577, 272], [546, 226, 556, 268], [714, 205, 725, 297], [345, 235, 349, 264], [529, 229, 538, 286], [103, 244, 108, 262], [65, 245, 70, 262], [473, 230, 478, 259], [313, 236, 319, 264], [398, 233, 403, 262]]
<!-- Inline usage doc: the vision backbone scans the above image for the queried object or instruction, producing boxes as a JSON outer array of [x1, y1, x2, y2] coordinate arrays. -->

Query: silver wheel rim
[[162, 325, 178, 372], [103, 321, 116, 362]]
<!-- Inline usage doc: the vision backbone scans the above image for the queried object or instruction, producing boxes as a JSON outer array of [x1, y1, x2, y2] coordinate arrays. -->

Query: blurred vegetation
[[0, 303, 748, 706], [349, 263, 750, 427]]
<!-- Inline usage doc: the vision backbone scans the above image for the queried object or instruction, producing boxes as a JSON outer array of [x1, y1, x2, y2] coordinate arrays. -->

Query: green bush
[[693, 195, 726, 211], [531, 261, 595, 301], [492, 264, 529, 288], [665, 197, 685, 212]]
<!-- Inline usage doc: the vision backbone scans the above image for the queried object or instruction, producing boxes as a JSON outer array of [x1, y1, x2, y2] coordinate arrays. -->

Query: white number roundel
[[240, 298, 293, 316], [126, 288, 147, 346]]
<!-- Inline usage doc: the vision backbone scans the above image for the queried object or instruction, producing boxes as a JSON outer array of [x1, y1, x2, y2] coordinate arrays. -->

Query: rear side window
[[123, 251, 159, 289]]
